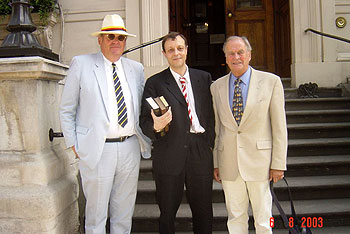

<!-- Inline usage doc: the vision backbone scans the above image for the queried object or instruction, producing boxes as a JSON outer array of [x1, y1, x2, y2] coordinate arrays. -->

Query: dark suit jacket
[[140, 68, 215, 176]]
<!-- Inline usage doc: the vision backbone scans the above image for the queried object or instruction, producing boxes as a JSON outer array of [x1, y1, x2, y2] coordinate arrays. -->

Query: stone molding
[[0, 56, 68, 81]]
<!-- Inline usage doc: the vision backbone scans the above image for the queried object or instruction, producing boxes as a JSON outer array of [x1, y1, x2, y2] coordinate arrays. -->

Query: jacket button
[[238, 131, 241, 134], [184, 145, 188, 148]]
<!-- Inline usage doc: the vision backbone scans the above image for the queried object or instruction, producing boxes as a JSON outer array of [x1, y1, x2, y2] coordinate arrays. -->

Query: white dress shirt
[[170, 66, 205, 133], [102, 55, 135, 138]]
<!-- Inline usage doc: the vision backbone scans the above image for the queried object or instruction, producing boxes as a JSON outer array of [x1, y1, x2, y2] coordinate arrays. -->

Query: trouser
[[222, 174, 272, 234], [79, 136, 140, 234], [154, 133, 214, 234]]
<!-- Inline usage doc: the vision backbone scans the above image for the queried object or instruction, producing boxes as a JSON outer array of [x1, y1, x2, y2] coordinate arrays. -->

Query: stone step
[[287, 122, 350, 139], [286, 155, 350, 177], [131, 198, 350, 232], [140, 155, 350, 180], [281, 77, 291, 88], [284, 87, 342, 99], [133, 226, 350, 234], [139, 164, 153, 181], [286, 109, 350, 124], [139, 154, 350, 181], [288, 137, 350, 156], [285, 97, 350, 111], [136, 175, 350, 204]]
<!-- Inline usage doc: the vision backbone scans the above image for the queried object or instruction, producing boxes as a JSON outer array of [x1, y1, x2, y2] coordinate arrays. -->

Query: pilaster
[[290, 0, 350, 87], [140, 0, 169, 78]]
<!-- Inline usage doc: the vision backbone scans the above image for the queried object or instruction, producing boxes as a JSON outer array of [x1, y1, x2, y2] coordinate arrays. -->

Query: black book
[[146, 96, 170, 135]]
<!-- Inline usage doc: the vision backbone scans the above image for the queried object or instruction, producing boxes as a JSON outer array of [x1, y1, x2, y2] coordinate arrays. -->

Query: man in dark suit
[[140, 32, 215, 234]]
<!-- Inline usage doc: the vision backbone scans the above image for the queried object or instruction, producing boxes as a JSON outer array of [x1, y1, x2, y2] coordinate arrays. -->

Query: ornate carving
[[298, 82, 319, 98]]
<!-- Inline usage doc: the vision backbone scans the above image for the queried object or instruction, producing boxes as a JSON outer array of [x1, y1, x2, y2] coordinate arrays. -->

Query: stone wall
[[0, 57, 79, 234]]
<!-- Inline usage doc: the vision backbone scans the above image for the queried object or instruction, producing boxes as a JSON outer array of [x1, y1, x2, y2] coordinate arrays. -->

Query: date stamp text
[[269, 217, 323, 228]]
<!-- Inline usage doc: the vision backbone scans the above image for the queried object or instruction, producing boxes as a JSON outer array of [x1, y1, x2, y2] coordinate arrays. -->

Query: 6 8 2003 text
[[269, 217, 323, 228]]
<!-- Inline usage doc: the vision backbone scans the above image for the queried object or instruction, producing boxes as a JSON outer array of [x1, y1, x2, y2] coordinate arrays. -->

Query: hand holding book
[[151, 107, 172, 133], [146, 96, 171, 136]]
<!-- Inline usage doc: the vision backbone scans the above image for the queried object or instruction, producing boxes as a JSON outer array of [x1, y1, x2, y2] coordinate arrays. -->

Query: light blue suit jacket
[[59, 52, 151, 169]]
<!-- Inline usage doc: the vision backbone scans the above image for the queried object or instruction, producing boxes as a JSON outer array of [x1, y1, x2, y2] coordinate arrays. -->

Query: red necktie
[[179, 77, 193, 125]]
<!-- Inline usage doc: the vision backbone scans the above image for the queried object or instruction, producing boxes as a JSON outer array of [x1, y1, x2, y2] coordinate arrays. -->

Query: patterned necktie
[[232, 78, 243, 125], [112, 63, 128, 127], [179, 77, 193, 125]]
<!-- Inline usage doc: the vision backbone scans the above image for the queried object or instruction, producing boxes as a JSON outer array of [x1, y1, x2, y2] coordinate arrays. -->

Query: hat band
[[101, 26, 127, 32]]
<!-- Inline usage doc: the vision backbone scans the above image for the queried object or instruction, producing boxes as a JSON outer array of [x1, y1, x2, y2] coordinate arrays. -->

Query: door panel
[[225, 0, 274, 72], [274, 0, 291, 77], [236, 20, 266, 69], [169, 0, 227, 80]]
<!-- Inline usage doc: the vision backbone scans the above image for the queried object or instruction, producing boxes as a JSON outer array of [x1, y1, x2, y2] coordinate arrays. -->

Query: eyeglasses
[[106, 34, 127, 42]]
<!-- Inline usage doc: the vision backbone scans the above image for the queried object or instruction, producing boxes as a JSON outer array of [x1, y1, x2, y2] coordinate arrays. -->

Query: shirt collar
[[102, 54, 122, 69], [170, 65, 189, 82], [230, 66, 251, 85]]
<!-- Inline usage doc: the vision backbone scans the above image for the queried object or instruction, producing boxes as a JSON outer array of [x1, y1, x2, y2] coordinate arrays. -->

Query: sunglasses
[[106, 34, 127, 42]]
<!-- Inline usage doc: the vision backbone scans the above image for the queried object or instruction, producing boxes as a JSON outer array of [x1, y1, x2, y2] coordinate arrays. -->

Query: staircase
[[132, 79, 350, 233]]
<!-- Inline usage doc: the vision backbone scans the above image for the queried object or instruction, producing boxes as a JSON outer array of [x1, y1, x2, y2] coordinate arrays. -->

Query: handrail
[[123, 35, 165, 55], [304, 28, 350, 44]]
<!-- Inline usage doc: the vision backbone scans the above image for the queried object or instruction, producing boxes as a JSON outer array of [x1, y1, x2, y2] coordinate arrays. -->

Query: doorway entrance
[[169, 0, 291, 79]]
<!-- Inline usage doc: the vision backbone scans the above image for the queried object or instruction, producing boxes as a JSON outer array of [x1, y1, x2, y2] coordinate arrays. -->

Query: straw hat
[[91, 14, 136, 37]]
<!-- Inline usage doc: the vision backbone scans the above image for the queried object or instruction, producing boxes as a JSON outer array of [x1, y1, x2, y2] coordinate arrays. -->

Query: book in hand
[[146, 96, 170, 135]]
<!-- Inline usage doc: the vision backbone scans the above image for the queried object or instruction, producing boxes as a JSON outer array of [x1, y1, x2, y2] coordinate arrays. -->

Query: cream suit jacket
[[211, 68, 287, 181], [59, 52, 151, 170]]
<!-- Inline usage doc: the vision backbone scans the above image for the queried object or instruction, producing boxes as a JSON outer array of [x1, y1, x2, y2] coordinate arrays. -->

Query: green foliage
[[31, 0, 55, 24], [0, 0, 55, 24], [0, 0, 12, 15]]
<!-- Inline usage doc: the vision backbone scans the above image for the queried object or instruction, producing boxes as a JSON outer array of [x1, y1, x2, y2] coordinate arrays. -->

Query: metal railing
[[123, 36, 165, 55], [304, 28, 350, 44]]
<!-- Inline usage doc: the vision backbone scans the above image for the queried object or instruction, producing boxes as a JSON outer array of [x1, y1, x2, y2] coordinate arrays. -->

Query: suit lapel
[[189, 69, 202, 117], [121, 57, 138, 115], [240, 68, 261, 126], [93, 52, 110, 121], [164, 68, 187, 107], [218, 74, 237, 127]]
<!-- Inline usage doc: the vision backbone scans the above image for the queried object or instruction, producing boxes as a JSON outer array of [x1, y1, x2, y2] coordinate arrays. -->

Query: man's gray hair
[[223, 36, 252, 54]]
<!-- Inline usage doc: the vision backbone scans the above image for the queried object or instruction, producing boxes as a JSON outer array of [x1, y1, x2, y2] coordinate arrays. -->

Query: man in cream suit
[[59, 14, 151, 234], [211, 36, 287, 234]]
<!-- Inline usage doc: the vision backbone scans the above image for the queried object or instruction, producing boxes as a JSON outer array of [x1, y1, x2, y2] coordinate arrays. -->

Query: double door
[[169, 0, 291, 78]]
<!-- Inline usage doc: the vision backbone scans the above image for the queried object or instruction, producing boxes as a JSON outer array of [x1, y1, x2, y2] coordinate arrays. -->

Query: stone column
[[139, 0, 169, 78], [0, 57, 79, 234]]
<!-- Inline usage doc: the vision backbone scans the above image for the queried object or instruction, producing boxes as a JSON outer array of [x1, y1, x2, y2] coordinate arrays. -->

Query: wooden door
[[169, 0, 227, 80], [225, 0, 275, 72], [274, 0, 291, 77]]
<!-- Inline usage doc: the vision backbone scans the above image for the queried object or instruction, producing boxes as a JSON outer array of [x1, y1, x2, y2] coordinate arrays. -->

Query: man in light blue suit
[[59, 14, 151, 234]]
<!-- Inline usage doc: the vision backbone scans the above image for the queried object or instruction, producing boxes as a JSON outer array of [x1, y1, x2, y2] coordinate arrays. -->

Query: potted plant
[[0, 0, 56, 25], [0, 0, 57, 49]]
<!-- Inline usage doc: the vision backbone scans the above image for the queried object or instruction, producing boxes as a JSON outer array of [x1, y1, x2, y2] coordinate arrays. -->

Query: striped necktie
[[179, 77, 193, 125], [112, 63, 128, 128], [232, 78, 243, 125]]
